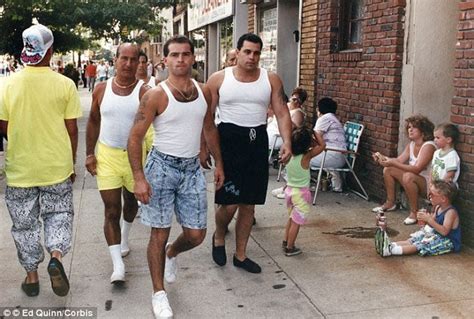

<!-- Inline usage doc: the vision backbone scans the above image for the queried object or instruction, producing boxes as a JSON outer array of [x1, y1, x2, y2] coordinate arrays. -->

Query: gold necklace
[[166, 79, 196, 101], [113, 77, 138, 89]]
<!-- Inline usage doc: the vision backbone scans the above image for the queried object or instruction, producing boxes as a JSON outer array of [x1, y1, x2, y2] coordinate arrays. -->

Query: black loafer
[[21, 278, 39, 297], [47, 257, 70, 296], [233, 256, 261, 273], [212, 234, 226, 266]]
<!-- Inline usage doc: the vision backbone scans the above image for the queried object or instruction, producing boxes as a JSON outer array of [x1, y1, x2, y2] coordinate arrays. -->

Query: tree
[[0, 0, 187, 58]]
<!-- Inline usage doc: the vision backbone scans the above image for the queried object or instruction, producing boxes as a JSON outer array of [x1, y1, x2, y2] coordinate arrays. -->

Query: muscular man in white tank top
[[207, 33, 293, 274], [85, 43, 149, 286], [127, 36, 224, 318]]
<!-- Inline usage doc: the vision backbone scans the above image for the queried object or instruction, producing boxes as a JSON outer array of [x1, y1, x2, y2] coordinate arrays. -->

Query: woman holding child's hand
[[372, 115, 436, 225]]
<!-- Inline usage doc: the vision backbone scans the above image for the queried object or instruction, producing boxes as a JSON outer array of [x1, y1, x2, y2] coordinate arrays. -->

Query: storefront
[[188, 0, 248, 80], [253, 0, 301, 95]]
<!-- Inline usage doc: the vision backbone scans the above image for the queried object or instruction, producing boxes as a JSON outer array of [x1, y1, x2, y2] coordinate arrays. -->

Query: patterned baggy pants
[[5, 179, 74, 272]]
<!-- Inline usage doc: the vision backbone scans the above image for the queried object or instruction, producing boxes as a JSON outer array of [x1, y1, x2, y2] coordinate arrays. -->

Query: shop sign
[[188, 0, 234, 31]]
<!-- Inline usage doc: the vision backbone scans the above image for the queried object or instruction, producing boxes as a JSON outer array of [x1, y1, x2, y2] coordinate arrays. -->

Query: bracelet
[[86, 154, 95, 159]]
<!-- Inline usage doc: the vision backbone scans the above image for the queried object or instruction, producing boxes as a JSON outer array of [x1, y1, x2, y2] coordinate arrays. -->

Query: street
[[0, 86, 473, 319]]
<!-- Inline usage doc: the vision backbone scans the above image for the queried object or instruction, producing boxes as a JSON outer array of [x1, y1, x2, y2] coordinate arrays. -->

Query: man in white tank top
[[85, 43, 149, 286], [207, 33, 293, 274], [127, 36, 224, 319], [136, 50, 158, 88]]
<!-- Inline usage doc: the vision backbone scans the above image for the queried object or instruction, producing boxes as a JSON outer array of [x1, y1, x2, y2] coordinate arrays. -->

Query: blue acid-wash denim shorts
[[140, 148, 208, 229]]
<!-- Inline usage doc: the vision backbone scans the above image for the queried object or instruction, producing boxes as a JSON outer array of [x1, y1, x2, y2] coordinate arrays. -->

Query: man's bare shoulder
[[143, 84, 168, 102], [198, 82, 212, 98], [267, 71, 282, 82], [207, 70, 225, 88], [92, 82, 107, 99]]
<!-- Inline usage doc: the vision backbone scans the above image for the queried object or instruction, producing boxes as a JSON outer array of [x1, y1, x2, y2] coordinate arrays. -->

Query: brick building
[[248, 0, 473, 246]]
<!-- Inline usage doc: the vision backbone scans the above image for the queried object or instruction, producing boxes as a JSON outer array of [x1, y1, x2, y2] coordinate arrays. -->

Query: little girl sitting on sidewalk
[[381, 180, 461, 257], [282, 127, 325, 256]]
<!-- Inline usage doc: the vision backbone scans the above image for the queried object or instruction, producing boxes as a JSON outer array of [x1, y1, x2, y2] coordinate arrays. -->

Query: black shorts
[[215, 122, 269, 205]]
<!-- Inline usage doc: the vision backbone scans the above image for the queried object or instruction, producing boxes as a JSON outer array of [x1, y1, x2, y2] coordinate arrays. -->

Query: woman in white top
[[267, 87, 307, 149], [310, 98, 347, 192], [372, 115, 436, 225]]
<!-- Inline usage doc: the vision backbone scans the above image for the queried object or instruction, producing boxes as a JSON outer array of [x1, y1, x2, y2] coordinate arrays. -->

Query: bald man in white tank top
[[207, 33, 293, 274], [128, 36, 224, 318], [85, 44, 149, 285], [86, 43, 148, 284]]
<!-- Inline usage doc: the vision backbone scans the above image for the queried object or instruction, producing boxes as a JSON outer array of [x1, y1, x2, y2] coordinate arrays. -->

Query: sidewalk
[[0, 87, 473, 318]]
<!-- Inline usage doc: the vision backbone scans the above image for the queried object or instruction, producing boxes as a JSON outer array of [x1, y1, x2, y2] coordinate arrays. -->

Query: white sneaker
[[164, 243, 177, 283], [110, 266, 125, 284], [152, 291, 173, 319], [381, 237, 392, 257], [276, 193, 285, 199], [121, 244, 130, 257], [271, 187, 284, 197]]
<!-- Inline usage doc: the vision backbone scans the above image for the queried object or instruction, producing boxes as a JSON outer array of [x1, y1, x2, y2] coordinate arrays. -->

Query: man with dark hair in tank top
[[207, 33, 293, 274], [85, 43, 149, 286], [127, 35, 224, 319]]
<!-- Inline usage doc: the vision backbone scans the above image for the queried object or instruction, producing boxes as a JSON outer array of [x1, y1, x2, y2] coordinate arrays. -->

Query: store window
[[219, 18, 234, 69], [258, 5, 277, 72], [339, 0, 364, 50], [190, 28, 206, 82]]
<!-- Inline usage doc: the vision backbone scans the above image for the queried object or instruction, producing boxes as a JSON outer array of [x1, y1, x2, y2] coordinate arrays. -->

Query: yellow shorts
[[96, 142, 139, 192]]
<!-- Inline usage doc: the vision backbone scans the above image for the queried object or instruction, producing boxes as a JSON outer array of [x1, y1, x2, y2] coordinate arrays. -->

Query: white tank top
[[218, 67, 271, 127], [409, 140, 436, 181], [98, 78, 144, 149], [147, 76, 156, 88], [152, 79, 207, 158]]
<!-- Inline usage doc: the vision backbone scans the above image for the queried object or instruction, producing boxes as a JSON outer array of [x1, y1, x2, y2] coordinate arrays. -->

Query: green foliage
[[0, 0, 188, 58]]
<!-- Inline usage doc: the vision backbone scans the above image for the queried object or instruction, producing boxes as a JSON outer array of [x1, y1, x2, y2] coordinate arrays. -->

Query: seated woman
[[267, 87, 307, 150], [372, 114, 436, 225], [310, 98, 347, 192]]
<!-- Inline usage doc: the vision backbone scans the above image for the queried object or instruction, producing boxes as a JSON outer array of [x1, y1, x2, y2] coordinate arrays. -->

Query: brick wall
[[452, 0, 474, 247], [313, 0, 406, 199], [300, 0, 318, 119]]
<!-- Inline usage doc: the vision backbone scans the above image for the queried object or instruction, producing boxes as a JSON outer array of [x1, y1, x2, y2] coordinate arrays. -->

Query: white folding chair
[[310, 121, 369, 205]]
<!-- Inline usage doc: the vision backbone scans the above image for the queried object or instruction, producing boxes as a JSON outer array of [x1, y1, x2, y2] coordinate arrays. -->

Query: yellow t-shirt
[[0, 66, 82, 187]]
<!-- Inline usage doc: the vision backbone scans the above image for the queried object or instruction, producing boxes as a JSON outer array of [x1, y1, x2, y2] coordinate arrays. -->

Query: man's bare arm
[[127, 90, 161, 177], [269, 73, 292, 162], [65, 119, 78, 164], [85, 84, 105, 175], [206, 71, 224, 118], [201, 85, 224, 189], [127, 90, 163, 203]]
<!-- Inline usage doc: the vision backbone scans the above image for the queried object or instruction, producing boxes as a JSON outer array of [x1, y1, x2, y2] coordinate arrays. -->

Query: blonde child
[[431, 123, 461, 186], [381, 180, 461, 257], [283, 127, 325, 256]]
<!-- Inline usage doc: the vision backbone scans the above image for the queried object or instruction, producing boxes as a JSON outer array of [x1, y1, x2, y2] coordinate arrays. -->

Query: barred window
[[339, 0, 364, 50]]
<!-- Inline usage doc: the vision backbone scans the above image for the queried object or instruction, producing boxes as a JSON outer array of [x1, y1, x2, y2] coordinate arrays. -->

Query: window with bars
[[339, 0, 364, 50]]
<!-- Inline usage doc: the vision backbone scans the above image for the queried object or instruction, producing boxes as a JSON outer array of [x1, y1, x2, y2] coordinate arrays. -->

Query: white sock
[[121, 220, 133, 249], [329, 171, 343, 191], [391, 245, 403, 255], [109, 245, 124, 271]]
